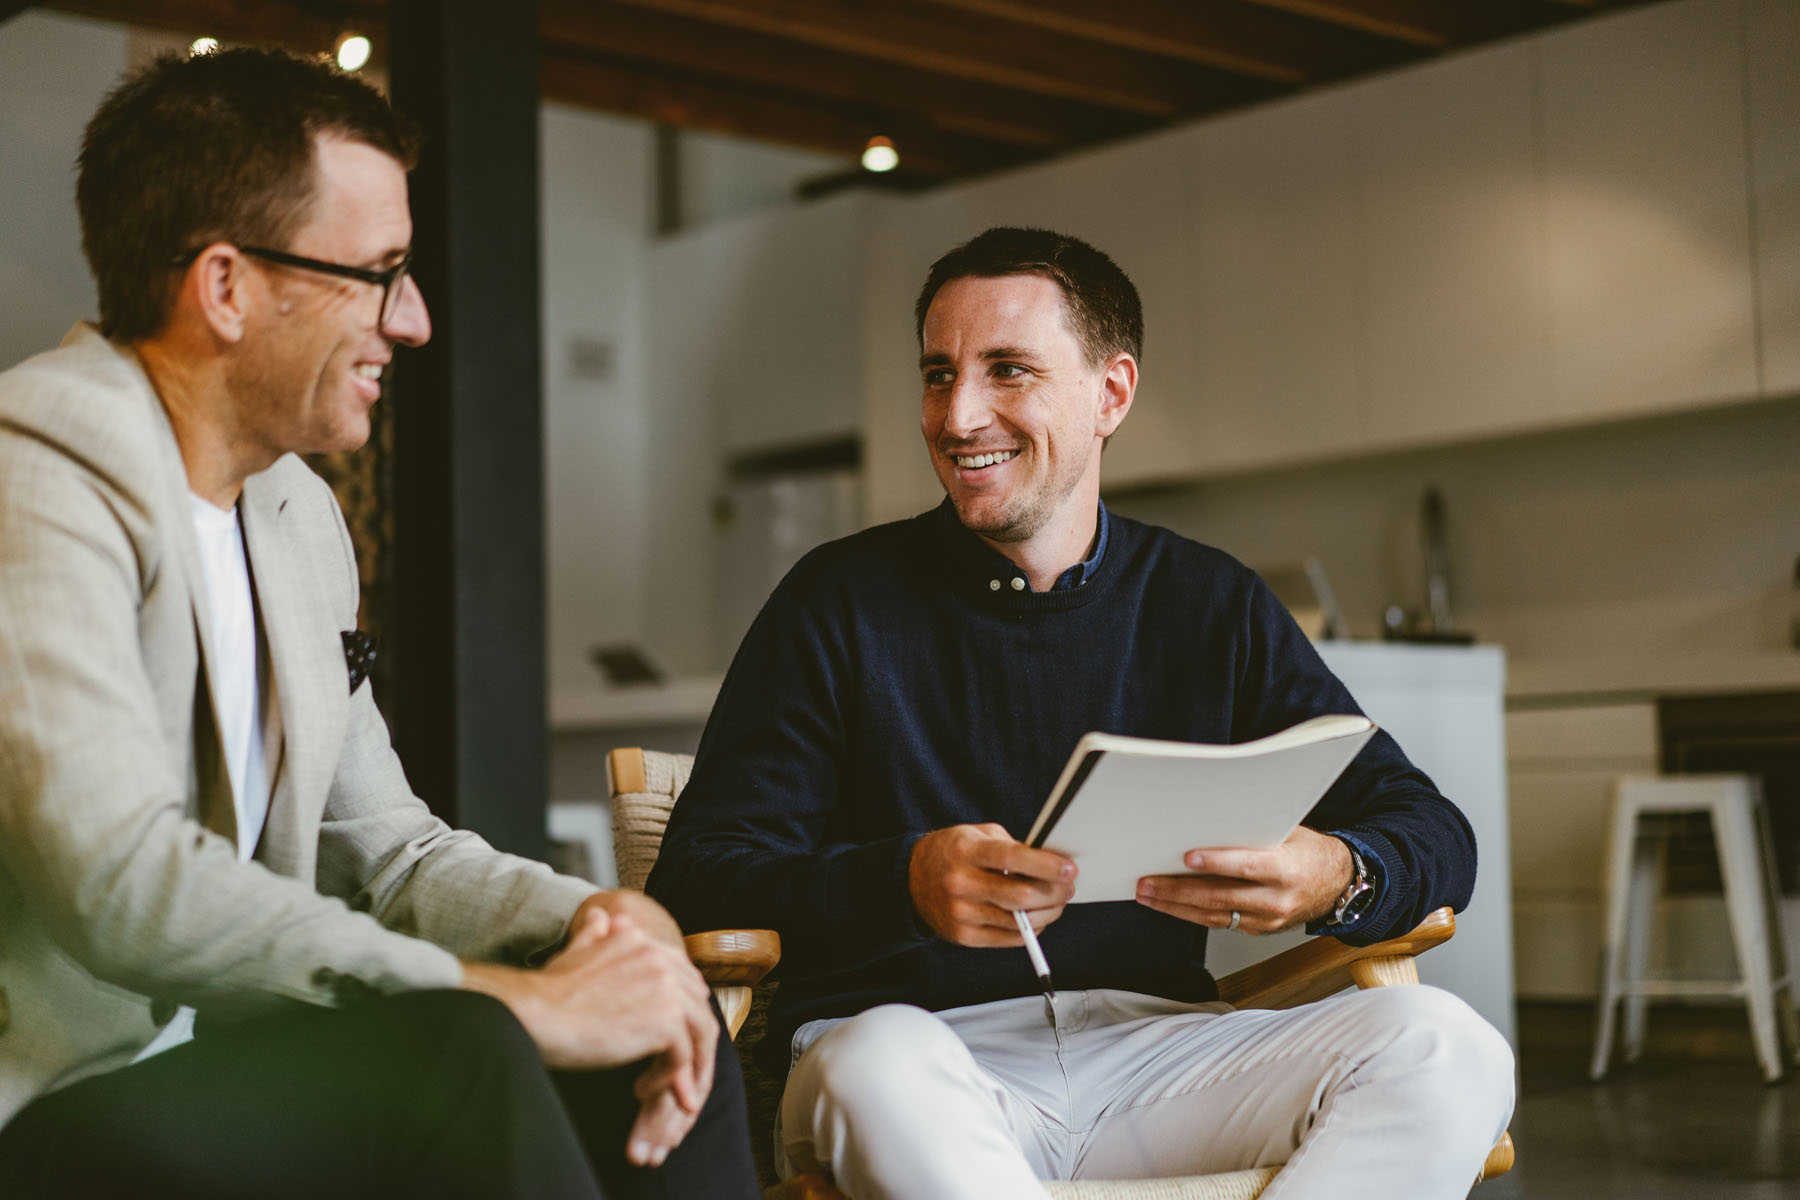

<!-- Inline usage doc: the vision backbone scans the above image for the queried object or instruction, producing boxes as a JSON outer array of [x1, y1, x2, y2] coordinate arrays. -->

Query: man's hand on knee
[[908, 823, 1075, 947], [459, 900, 719, 1162]]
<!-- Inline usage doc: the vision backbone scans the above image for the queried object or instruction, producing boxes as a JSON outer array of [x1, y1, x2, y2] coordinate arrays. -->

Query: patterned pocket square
[[342, 630, 378, 694]]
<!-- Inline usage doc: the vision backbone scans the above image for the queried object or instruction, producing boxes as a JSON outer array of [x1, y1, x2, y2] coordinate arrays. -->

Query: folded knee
[[803, 1005, 966, 1105], [1358, 986, 1514, 1116]]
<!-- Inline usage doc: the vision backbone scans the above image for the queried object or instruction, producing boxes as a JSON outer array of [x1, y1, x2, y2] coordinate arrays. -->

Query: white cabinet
[[1746, 0, 1800, 395], [1351, 41, 1551, 446], [648, 194, 876, 458], [1206, 644, 1516, 1048], [1506, 702, 1658, 998], [1187, 92, 1363, 472], [715, 195, 875, 453], [1536, 0, 1759, 420], [859, 208, 944, 526]]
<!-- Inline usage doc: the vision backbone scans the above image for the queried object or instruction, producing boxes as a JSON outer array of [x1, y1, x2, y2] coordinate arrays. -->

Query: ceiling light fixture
[[189, 37, 219, 56], [861, 136, 899, 173], [335, 33, 372, 72]]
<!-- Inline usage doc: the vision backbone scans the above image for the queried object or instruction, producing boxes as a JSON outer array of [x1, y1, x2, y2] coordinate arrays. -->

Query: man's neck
[[135, 337, 262, 509], [976, 499, 1100, 594]]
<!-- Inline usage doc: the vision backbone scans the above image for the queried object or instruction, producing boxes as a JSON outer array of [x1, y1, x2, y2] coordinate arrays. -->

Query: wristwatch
[[1330, 843, 1376, 927]]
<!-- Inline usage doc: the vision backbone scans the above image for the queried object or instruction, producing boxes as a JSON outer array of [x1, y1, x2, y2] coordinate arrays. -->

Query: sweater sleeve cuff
[[1307, 829, 1401, 944], [891, 832, 936, 943]]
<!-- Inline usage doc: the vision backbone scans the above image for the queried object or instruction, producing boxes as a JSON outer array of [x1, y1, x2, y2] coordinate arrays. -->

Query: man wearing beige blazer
[[0, 47, 755, 1200]]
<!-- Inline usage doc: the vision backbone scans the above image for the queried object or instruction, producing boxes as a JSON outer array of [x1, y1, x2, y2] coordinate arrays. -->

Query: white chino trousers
[[777, 984, 1513, 1200]]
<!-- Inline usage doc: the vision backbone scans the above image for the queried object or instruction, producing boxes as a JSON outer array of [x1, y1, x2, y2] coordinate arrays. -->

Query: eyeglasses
[[170, 244, 414, 329]]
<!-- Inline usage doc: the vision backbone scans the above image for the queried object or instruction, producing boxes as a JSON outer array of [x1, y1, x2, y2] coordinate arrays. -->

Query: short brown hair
[[77, 47, 421, 341], [914, 227, 1143, 366]]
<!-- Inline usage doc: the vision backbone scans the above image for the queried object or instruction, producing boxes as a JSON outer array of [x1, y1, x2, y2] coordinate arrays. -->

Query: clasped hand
[[909, 823, 1353, 943], [461, 889, 716, 1167]]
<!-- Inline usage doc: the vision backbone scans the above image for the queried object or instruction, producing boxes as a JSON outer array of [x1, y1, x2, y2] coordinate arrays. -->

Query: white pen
[[1014, 909, 1057, 1025]]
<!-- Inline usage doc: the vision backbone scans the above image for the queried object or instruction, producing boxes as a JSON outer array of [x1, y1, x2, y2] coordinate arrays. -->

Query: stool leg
[[1593, 796, 1641, 1082], [1621, 829, 1660, 1064], [1715, 797, 1785, 1084], [1751, 798, 1800, 1065]]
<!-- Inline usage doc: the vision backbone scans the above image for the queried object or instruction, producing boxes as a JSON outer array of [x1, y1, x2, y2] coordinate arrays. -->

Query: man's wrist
[[1323, 835, 1379, 930]]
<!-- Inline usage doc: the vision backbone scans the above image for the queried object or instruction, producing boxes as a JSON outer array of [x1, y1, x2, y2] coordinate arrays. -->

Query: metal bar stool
[[1591, 773, 1800, 1083]]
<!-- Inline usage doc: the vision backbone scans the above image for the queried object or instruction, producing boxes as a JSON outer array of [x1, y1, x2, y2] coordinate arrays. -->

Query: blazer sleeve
[[281, 461, 600, 966], [0, 434, 462, 1019], [311, 685, 600, 965]]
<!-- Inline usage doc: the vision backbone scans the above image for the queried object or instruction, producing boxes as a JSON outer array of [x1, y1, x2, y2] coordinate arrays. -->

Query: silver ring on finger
[[1227, 910, 1241, 932]]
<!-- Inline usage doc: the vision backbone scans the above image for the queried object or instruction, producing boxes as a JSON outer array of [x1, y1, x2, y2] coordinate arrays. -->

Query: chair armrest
[[1215, 907, 1455, 1010], [683, 929, 781, 987]]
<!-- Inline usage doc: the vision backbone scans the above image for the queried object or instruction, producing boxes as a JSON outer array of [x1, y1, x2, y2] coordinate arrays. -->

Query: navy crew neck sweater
[[648, 502, 1476, 1077]]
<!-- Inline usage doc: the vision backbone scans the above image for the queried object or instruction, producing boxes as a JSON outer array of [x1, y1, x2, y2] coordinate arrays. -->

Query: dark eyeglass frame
[[170, 244, 413, 328]]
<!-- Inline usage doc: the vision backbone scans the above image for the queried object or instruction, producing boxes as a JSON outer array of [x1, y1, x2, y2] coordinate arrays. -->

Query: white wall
[[540, 104, 655, 691], [676, 129, 848, 230], [0, 11, 128, 368], [1105, 398, 1800, 666]]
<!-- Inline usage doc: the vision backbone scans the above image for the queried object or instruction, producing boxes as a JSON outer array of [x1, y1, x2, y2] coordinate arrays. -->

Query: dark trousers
[[0, 989, 759, 1199]]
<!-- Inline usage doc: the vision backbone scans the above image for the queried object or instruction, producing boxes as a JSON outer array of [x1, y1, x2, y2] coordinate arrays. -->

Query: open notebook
[[1024, 714, 1377, 903]]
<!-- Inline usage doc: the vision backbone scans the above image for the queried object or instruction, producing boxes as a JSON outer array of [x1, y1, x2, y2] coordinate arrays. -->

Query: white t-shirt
[[132, 495, 285, 1062]]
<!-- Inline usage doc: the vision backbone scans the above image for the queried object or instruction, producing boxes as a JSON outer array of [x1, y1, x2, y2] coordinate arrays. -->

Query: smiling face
[[920, 273, 1134, 560], [228, 134, 430, 460]]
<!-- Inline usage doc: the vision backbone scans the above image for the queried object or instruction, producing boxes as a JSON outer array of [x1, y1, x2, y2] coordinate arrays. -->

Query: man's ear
[[180, 243, 253, 345], [1095, 352, 1137, 438]]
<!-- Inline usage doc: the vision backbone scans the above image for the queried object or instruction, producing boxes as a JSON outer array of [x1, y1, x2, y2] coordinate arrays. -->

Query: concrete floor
[[1476, 1001, 1800, 1199]]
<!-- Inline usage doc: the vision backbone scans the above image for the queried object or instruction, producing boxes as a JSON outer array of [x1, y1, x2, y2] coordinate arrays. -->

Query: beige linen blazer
[[0, 325, 596, 1128]]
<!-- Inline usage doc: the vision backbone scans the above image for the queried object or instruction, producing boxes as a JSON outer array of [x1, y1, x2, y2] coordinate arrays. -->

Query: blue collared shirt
[[1049, 500, 1110, 592]]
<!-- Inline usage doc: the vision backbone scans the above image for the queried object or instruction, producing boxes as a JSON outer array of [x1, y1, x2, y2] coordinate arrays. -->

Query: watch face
[[1333, 847, 1374, 924]]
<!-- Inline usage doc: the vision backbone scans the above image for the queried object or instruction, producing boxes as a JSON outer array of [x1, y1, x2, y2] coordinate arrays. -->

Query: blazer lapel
[[240, 471, 345, 874]]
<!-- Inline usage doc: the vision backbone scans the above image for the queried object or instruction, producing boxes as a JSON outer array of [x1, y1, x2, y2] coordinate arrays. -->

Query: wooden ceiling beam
[[1237, 0, 1446, 46], [604, 0, 1279, 118], [1240, 0, 1603, 47], [540, 50, 1036, 180], [541, 0, 1152, 151], [922, 0, 1420, 85]]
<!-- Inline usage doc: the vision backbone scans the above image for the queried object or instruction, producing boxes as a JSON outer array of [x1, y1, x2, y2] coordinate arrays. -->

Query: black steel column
[[385, 0, 546, 859]]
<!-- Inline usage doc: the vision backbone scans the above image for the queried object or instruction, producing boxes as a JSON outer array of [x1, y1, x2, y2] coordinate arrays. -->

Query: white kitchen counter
[[551, 677, 724, 732], [1507, 651, 1800, 705]]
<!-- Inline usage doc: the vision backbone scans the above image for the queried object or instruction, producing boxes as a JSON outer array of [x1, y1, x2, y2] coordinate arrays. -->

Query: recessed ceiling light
[[335, 33, 372, 72], [861, 136, 899, 173]]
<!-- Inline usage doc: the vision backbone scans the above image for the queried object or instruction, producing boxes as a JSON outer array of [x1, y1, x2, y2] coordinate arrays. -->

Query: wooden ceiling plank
[[1238, 0, 1452, 47], [604, 0, 1275, 118], [1240, 0, 1615, 46], [540, 0, 1145, 150], [923, 0, 1294, 83], [540, 51, 1035, 179]]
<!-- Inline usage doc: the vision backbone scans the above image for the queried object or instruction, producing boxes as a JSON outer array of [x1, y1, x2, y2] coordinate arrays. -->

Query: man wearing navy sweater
[[648, 227, 1513, 1199]]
